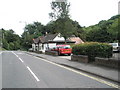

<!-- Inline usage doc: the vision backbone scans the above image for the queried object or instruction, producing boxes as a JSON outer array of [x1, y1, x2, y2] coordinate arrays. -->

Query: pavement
[[26, 51, 120, 83]]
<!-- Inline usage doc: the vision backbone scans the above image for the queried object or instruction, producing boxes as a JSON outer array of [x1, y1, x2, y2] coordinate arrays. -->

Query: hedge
[[72, 42, 113, 61]]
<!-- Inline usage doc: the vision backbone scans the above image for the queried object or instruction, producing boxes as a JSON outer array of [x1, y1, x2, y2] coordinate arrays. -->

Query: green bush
[[72, 42, 113, 62]]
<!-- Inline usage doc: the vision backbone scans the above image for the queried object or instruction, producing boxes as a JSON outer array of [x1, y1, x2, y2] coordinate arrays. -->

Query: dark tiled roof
[[44, 33, 58, 42], [33, 38, 39, 43], [33, 33, 58, 43]]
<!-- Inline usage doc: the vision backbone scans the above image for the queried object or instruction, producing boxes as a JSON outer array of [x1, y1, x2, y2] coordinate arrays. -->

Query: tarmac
[[26, 51, 120, 83]]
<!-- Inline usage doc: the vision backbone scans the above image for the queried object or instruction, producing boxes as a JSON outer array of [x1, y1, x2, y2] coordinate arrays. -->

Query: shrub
[[72, 42, 113, 62]]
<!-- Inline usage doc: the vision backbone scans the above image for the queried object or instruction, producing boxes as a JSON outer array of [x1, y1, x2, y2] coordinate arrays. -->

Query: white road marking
[[18, 57, 24, 63], [26, 66, 40, 82], [12, 51, 24, 63], [12, 51, 40, 82], [34, 56, 120, 89]]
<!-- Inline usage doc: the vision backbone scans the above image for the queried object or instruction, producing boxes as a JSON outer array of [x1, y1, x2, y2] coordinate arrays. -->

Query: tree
[[24, 22, 43, 37], [49, 0, 70, 20], [49, 0, 78, 41], [21, 32, 34, 50], [13, 41, 21, 50], [9, 42, 14, 50], [86, 28, 112, 42], [107, 17, 119, 42], [54, 18, 77, 40], [84, 15, 120, 43], [21, 22, 45, 50], [72, 21, 86, 41], [1, 28, 21, 50], [2, 39, 9, 50], [43, 21, 57, 34]]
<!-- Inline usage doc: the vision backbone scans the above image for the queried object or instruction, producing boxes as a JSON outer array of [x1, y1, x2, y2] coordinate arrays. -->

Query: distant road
[[2, 51, 118, 88]]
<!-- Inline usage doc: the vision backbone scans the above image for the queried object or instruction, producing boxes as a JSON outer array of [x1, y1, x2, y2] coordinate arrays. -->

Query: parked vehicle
[[51, 45, 72, 55], [109, 43, 120, 52]]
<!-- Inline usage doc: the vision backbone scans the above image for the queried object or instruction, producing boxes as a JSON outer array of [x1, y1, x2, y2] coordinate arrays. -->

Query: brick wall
[[45, 50, 58, 56], [71, 55, 89, 63], [95, 57, 120, 68]]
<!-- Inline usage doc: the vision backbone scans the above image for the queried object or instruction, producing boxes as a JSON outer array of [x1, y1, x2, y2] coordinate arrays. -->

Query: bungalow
[[32, 33, 75, 52], [32, 33, 84, 52]]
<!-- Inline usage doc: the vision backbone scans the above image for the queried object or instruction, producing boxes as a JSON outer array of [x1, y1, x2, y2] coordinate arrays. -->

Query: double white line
[[12, 51, 40, 82]]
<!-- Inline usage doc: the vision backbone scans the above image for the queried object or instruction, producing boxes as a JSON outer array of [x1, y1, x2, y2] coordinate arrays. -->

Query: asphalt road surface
[[1, 51, 119, 88]]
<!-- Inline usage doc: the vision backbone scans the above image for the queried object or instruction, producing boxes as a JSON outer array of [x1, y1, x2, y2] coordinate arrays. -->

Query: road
[[1, 51, 119, 88]]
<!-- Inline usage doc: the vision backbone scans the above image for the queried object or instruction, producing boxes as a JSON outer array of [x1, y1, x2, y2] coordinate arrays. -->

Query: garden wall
[[71, 55, 89, 63], [71, 55, 119, 68], [45, 50, 58, 56], [95, 57, 120, 68]]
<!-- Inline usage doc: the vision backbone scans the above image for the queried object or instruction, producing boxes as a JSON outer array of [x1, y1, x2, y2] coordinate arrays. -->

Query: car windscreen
[[57, 46, 70, 49], [111, 43, 117, 46], [63, 46, 71, 49]]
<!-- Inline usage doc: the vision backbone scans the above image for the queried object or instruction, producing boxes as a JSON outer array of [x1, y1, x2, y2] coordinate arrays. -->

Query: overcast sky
[[0, 0, 119, 36]]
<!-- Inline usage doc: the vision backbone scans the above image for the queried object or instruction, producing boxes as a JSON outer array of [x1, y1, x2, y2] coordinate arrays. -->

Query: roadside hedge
[[72, 42, 113, 61]]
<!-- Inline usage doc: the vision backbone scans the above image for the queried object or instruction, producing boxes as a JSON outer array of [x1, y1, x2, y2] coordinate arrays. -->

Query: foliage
[[86, 28, 112, 42], [49, 0, 70, 20], [54, 18, 77, 40], [1, 28, 21, 50], [0, 47, 6, 51], [72, 42, 113, 61], [49, 0, 75, 40], [9, 42, 14, 50], [2, 39, 9, 50], [83, 15, 120, 43], [24, 22, 43, 38], [43, 21, 57, 34], [21, 22, 44, 50]]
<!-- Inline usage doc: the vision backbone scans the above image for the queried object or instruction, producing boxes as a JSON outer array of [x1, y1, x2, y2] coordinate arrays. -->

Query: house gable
[[53, 33, 65, 41], [68, 37, 84, 44]]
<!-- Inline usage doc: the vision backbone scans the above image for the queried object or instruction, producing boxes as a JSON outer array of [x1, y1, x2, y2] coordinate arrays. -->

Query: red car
[[51, 45, 72, 56]]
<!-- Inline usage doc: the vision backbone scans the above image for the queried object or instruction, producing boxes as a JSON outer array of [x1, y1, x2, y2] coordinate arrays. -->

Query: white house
[[32, 33, 74, 52], [32, 33, 84, 53]]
